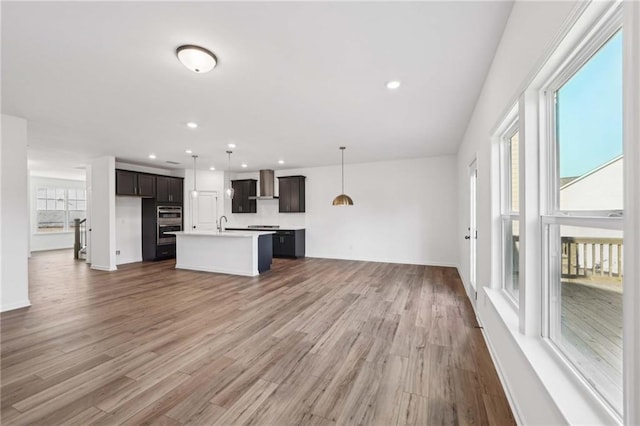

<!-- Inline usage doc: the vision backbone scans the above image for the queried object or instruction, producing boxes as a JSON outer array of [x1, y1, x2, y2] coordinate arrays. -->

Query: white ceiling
[[2, 1, 512, 173]]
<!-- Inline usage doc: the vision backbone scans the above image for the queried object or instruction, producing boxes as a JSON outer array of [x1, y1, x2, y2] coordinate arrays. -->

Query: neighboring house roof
[[560, 155, 624, 190], [560, 176, 579, 187]]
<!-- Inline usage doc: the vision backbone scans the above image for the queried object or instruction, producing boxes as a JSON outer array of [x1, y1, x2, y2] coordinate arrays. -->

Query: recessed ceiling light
[[186, 122, 198, 129], [278, 160, 285, 164], [241, 164, 248, 168], [228, 143, 236, 149], [185, 149, 192, 154], [176, 45, 217, 73], [148, 154, 157, 159], [386, 80, 401, 90], [209, 166, 215, 171]]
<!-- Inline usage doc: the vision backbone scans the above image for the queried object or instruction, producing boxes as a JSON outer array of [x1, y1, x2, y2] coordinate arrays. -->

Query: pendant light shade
[[332, 146, 354, 206], [191, 155, 199, 198], [225, 151, 234, 199], [176, 45, 217, 73]]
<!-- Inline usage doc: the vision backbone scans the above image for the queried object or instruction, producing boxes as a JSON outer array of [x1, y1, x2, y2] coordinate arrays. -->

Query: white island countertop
[[169, 230, 275, 276], [224, 226, 306, 231], [169, 230, 275, 238]]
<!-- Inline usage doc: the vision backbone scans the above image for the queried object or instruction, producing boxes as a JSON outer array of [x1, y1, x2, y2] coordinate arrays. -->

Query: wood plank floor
[[1, 250, 515, 425]]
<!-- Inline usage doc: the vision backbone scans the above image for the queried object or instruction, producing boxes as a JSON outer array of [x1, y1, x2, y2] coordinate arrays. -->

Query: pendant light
[[332, 146, 354, 206], [191, 155, 199, 198], [225, 150, 234, 199]]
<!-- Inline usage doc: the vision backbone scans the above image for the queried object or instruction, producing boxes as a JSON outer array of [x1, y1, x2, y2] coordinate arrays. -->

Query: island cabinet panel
[[278, 176, 306, 213], [231, 179, 257, 213], [156, 176, 183, 203], [273, 229, 305, 258], [116, 170, 156, 197]]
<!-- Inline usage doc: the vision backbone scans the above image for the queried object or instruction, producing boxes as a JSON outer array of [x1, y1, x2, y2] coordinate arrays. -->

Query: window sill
[[483, 288, 621, 425], [33, 231, 74, 236]]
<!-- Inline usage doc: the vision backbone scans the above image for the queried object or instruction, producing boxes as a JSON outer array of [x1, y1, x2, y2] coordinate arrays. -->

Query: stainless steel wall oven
[[157, 206, 182, 245]]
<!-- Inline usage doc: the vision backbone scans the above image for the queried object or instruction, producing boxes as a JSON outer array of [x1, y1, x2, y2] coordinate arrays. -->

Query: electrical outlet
[[116, 250, 120, 255]]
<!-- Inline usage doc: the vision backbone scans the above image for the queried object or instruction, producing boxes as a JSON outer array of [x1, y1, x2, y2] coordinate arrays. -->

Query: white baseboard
[[90, 264, 117, 272], [305, 254, 457, 268], [478, 321, 524, 425], [1, 299, 31, 312]]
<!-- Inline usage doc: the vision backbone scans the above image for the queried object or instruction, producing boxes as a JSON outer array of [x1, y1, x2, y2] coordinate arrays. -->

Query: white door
[[191, 191, 218, 231], [468, 160, 478, 292]]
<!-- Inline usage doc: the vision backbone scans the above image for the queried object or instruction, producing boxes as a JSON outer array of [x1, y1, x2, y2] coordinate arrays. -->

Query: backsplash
[[224, 198, 306, 228]]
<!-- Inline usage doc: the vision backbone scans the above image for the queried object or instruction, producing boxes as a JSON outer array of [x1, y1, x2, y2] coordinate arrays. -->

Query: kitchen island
[[169, 231, 274, 276]]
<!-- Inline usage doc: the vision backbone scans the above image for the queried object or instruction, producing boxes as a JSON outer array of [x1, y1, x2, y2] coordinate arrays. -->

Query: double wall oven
[[157, 206, 182, 245]]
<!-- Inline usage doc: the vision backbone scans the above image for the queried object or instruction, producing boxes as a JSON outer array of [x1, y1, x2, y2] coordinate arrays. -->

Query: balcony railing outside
[[561, 236, 623, 280]]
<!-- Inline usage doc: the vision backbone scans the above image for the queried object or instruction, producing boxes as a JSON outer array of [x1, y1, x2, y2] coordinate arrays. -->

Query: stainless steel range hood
[[249, 169, 279, 200]]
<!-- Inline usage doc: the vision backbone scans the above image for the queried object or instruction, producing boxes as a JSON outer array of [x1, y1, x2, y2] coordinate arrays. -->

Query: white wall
[[29, 176, 86, 252], [1, 114, 30, 312], [115, 197, 142, 265], [88, 156, 116, 271], [226, 156, 458, 266], [455, 1, 622, 424]]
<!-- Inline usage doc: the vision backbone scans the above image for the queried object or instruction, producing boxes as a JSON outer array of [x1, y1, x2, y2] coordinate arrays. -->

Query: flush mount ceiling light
[[186, 122, 198, 129], [185, 149, 193, 154], [241, 163, 247, 168], [209, 166, 215, 171], [176, 45, 217, 73], [386, 80, 401, 90], [332, 147, 354, 206], [227, 143, 236, 149], [148, 154, 156, 159], [278, 160, 285, 165]]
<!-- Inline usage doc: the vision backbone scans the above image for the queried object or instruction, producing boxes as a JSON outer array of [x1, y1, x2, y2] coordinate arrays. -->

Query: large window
[[36, 187, 86, 233], [544, 27, 623, 414], [501, 121, 520, 303]]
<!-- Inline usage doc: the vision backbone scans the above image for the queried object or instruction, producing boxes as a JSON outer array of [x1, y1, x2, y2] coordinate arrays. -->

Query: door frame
[[468, 158, 478, 297]]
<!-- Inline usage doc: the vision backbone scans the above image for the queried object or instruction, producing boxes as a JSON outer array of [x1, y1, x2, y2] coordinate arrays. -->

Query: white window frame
[[35, 186, 87, 234], [540, 6, 624, 417], [500, 118, 520, 305]]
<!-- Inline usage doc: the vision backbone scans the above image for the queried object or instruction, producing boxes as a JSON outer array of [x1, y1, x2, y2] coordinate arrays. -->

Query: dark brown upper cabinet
[[278, 175, 306, 213], [231, 179, 257, 213], [156, 176, 183, 203], [116, 170, 156, 197]]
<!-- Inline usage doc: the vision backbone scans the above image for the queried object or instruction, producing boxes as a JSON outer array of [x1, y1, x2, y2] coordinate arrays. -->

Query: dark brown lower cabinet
[[225, 228, 306, 258], [272, 230, 305, 258]]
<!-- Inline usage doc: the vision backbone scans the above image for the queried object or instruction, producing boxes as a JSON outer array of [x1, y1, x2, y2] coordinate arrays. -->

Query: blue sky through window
[[557, 30, 622, 178]]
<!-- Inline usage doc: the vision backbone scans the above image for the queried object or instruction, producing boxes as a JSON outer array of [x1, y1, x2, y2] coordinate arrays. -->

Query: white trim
[[90, 264, 117, 272], [484, 288, 620, 425], [488, 2, 591, 137], [456, 264, 477, 307], [541, 214, 623, 230], [622, 1, 640, 423], [305, 255, 458, 268], [479, 310, 524, 425], [0, 299, 31, 312]]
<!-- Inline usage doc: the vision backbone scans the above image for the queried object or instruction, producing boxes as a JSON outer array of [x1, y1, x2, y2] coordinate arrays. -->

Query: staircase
[[74, 218, 87, 260]]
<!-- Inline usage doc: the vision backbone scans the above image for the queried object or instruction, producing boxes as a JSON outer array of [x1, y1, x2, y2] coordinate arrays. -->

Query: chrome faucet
[[218, 215, 228, 232]]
